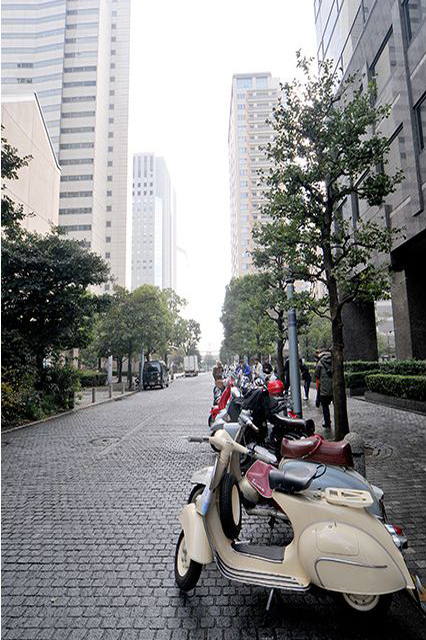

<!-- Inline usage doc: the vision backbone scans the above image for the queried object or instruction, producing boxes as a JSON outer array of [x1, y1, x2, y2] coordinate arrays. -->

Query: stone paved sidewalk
[[2, 374, 425, 640]]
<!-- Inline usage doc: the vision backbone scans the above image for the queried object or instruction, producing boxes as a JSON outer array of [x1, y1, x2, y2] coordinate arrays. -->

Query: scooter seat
[[281, 435, 353, 467], [272, 415, 315, 436], [269, 463, 320, 494]]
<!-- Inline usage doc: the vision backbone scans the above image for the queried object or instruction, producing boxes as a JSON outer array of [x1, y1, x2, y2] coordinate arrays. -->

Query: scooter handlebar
[[238, 411, 259, 433]]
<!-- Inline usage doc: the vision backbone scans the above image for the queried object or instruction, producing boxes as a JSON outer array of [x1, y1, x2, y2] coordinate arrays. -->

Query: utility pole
[[139, 347, 145, 390], [286, 277, 302, 417]]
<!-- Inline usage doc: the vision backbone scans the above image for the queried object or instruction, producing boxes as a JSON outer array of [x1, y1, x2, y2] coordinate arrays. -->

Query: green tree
[[220, 275, 275, 361], [2, 229, 109, 376], [1, 129, 31, 230], [181, 318, 202, 355], [252, 219, 313, 381], [261, 53, 402, 438]]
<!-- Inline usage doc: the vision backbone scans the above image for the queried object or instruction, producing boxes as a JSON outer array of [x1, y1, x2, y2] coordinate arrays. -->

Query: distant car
[[142, 360, 169, 390]]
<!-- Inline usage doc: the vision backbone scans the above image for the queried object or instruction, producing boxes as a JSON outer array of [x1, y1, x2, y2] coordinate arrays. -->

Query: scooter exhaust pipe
[[245, 506, 289, 521]]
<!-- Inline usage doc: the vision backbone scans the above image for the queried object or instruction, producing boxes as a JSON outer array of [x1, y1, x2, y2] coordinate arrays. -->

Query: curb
[[2, 390, 138, 435]]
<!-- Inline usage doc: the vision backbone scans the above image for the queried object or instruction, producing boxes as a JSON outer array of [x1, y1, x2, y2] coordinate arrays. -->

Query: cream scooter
[[175, 428, 418, 616]]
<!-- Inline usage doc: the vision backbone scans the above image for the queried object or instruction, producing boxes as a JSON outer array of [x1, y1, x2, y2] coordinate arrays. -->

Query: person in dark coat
[[299, 358, 312, 400], [315, 351, 333, 429]]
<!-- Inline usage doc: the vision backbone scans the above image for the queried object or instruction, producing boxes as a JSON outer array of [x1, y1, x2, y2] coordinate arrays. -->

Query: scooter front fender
[[299, 521, 414, 595], [190, 466, 213, 487], [179, 503, 213, 565]]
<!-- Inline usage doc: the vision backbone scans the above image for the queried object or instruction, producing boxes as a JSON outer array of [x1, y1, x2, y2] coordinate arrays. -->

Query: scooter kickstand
[[266, 588, 275, 612], [268, 515, 275, 544]]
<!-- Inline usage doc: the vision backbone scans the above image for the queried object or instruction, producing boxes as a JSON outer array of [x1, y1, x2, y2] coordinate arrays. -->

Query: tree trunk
[[329, 292, 350, 440], [117, 357, 122, 383], [97, 357, 102, 372], [127, 347, 133, 390]]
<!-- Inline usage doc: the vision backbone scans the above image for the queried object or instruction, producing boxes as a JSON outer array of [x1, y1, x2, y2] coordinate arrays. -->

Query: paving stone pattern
[[2, 375, 426, 640]]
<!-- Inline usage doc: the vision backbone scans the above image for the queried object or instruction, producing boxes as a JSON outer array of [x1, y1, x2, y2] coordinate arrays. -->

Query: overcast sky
[[128, 0, 317, 354]]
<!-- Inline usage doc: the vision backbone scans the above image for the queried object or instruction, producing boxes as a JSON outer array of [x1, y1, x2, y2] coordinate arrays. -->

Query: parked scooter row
[[175, 425, 422, 617], [174, 376, 424, 617]]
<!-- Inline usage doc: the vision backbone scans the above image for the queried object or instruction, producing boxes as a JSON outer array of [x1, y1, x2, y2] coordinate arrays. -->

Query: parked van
[[142, 360, 169, 390]]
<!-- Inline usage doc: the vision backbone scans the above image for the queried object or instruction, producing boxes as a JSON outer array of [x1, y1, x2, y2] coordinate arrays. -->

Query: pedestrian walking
[[212, 361, 223, 381], [299, 358, 312, 400], [315, 350, 333, 430]]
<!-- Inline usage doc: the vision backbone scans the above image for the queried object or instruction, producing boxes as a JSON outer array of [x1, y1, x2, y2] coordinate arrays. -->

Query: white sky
[[128, 0, 316, 354]]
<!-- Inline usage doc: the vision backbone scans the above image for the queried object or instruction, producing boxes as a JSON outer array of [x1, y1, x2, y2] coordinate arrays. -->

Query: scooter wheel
[[174, 530, 202, 591], [219, 473, 242, 539], [337, 592, 392, 617]]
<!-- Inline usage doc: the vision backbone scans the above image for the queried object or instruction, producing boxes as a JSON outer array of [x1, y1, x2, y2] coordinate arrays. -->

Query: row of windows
[[64, 65, 97, 73], [58, 135, 85, 148], [62, 95, 95, 103], [60, 191, 93, 198], [3, 28, 64, 39], [3, 72, 62, 84], [59, 207, 92, 215], [66, 22, 98, 30], [3, 0, 65, 9], [2, 57, 63, 69], [60, 126, 95, 134], [2, 42, 64, 54], [60, 158, 94, 166], [63, 80, 96, 87], [65, 51, 97, 59], [65, 36, 97, 45], [66, 8, 99, 16], [61, 224, 92, 231], [60, 174, 93, 182], [2, 12, 65, 24], [61, 111, 95, 118]]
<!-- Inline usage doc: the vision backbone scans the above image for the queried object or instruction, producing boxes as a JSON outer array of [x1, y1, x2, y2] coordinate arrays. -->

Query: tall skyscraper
[[131, 153, 177, 291], [1, 0, 131, 289], [314, 0, 426, 359], [228, 72, 280, 278]]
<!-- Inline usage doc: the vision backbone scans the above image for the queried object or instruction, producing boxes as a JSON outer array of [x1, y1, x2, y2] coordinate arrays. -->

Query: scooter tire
[[219, 472, 242, 539], [174, 530, 202, 592], [336, 592, 393, 617]]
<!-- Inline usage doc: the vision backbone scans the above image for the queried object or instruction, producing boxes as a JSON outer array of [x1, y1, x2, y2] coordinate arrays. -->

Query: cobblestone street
[[2, 374, 426, 640]]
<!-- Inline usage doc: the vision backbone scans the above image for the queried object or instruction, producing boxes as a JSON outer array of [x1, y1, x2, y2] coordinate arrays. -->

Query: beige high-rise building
[[131, 153, 177, 291], [228, 73, 280, 277], [1, 94, 60, 235], [1, 0, 131, 289]]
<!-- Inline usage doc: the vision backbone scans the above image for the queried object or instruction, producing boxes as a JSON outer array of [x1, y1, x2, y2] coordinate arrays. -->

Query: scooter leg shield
[[179, 504, 213, 565], [190, 466, 213, 486]]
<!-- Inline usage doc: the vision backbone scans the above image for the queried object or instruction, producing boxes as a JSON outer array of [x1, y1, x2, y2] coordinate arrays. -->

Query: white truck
[[184, 355, 199, 377]]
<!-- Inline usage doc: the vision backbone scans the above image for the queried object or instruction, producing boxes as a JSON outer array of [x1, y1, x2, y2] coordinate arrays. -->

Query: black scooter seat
[[269, 463, 320, 494], [271, 415, 315, 436]]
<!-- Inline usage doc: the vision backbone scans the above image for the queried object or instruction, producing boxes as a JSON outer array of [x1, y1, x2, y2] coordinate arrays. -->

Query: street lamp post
[[286, 277, 302, 417]]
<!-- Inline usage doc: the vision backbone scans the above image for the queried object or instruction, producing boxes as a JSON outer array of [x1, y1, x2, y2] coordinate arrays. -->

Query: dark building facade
[[314, 0, 426, 359]]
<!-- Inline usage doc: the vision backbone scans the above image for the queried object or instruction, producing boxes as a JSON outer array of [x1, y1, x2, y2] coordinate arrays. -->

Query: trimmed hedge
[[345, 369, 380, 388], [344, 361, 382, 373], [77, 370, 107, 387], [365, 374, 426, 401], [379, 360, 426, 376]]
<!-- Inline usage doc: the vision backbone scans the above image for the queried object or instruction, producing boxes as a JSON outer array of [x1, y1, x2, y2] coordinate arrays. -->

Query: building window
[[415, 94, 426, 150], [61, 224, 92, 231], [106, 236, 111, 243], [59, 207, 92, 215], [60, 174, 93, 181], [108, 146, 113, 152], [105, 252, 111, 259], [60, 191, 92, 198], [106, 205, 112, 212], [236, 77, 252, 89], [106, 220, 111, 227], [106, 190, 112, 196], [370, 30, 394, 98], [403, 0, 426, 42]]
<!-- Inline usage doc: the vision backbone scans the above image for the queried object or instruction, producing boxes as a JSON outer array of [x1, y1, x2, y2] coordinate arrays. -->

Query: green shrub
[[365, 374, 426, 401], [2, 364, 81, 428], [379, 360, 426, 376], [345, 369, 380, 388], [77, 369, 107, 387], [344, 361, 381, 373]]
